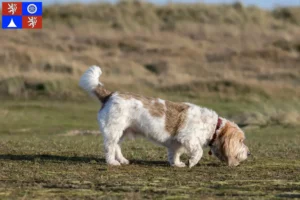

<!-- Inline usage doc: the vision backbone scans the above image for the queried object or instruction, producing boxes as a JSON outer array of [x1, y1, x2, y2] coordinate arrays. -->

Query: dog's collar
[[209, 117, 222, 147]]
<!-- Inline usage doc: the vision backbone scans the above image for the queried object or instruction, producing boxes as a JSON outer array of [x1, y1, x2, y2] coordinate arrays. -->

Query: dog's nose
[[247, 151, 251, 156]]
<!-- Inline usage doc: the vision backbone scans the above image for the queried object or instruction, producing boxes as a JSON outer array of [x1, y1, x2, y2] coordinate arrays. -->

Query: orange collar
[[209, 117, 222, 147]]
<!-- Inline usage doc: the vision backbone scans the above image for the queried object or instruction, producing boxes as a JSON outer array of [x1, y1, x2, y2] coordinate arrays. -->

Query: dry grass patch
[[1, 2, 300, 100]]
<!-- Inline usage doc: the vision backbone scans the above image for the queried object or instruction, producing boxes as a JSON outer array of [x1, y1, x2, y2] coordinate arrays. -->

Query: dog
[[79, 66, 250, 168]]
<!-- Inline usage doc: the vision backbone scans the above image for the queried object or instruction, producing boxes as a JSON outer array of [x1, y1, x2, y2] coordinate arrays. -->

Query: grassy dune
[[0, 2, 300, 199], [0, 2, 300, 100], [1, 2, 300, 124]]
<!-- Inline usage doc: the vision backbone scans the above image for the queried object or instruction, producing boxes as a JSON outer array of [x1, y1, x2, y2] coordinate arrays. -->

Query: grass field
[[0, 99, 299, 199]]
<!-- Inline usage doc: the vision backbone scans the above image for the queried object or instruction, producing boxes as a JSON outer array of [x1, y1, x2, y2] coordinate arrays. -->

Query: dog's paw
[[119, 158, 130, 165], [172, 162, 186, 168], [107, 160, 121, 166], [188, 159, 197, 168]]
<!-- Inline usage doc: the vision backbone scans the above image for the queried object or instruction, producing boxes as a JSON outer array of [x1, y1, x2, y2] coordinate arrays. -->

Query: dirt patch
[[61, 130, 101, 136]]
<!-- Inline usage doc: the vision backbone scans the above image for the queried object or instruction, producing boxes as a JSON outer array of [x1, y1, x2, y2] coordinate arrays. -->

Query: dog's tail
[[79, 65, 112, 103]]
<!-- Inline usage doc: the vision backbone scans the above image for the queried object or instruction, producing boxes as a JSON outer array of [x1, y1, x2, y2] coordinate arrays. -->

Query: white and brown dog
[[79, 66, 250, 168]]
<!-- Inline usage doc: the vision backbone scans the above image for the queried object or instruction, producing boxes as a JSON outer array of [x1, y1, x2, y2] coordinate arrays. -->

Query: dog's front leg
[[183, 141, 203, 168], [167, 141, 186, 167], [188, 146, 203, 168], [168, 147, 186, 167]]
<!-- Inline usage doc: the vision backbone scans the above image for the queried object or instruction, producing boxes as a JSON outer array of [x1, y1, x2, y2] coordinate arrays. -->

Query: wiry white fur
[[79, 67, 249, 168], [79, 65, 102, 95], [96, 92, 221, 168]]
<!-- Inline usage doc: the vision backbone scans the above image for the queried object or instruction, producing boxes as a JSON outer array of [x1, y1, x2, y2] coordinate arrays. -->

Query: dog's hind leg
[[115, 144, 129, 164], [102, 127, 126, 166], [114, 128, 135, 165], [98, 104, 130, 166], [103, 138, 120, 166]]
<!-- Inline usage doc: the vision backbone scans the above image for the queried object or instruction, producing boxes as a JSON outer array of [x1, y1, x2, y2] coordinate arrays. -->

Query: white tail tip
[[79, 65, 102, 94]]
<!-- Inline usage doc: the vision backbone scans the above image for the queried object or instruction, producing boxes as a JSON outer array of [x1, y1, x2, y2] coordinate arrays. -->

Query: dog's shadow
[[0, 154, 169, 167]]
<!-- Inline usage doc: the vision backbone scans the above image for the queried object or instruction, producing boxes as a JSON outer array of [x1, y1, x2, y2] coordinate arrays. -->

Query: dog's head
[[210, 121, 250, 166]]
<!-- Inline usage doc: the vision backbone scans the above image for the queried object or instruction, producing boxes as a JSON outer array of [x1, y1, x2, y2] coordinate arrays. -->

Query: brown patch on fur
[[94, 85, 113, 103], [119, 93, 189, 135], [217, 121, 245, 165], [165, 101, 189, 136], [149, 100, 165, 117], [119, 93, 165, 117]]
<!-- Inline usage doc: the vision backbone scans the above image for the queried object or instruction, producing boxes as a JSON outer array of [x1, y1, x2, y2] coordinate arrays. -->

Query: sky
[[40, 0, 300, 9], [1, 0, 300, 9]]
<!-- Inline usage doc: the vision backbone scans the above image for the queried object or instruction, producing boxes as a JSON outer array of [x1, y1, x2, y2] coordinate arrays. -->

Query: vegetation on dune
[[0, 1, 299, 125], [0, 1, 300, 100], [42, 2, 300, 27]]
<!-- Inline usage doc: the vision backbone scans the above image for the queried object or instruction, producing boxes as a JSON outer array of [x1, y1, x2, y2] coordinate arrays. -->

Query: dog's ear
[[219, 122, 241, 166]]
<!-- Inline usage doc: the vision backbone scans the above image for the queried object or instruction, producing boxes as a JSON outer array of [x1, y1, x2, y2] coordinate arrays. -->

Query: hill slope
[[0, 2, 299, 101]]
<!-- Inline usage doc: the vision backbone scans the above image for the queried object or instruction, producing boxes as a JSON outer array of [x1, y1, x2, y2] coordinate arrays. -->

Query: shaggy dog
[[79, 66, 250, 168]]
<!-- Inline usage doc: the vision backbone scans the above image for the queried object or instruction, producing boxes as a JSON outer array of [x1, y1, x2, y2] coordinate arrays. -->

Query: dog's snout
[[247, 151, 251, 156]]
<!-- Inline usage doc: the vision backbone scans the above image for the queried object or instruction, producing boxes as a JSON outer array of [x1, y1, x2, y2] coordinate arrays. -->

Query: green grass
[[0, 100, 300, 199]]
